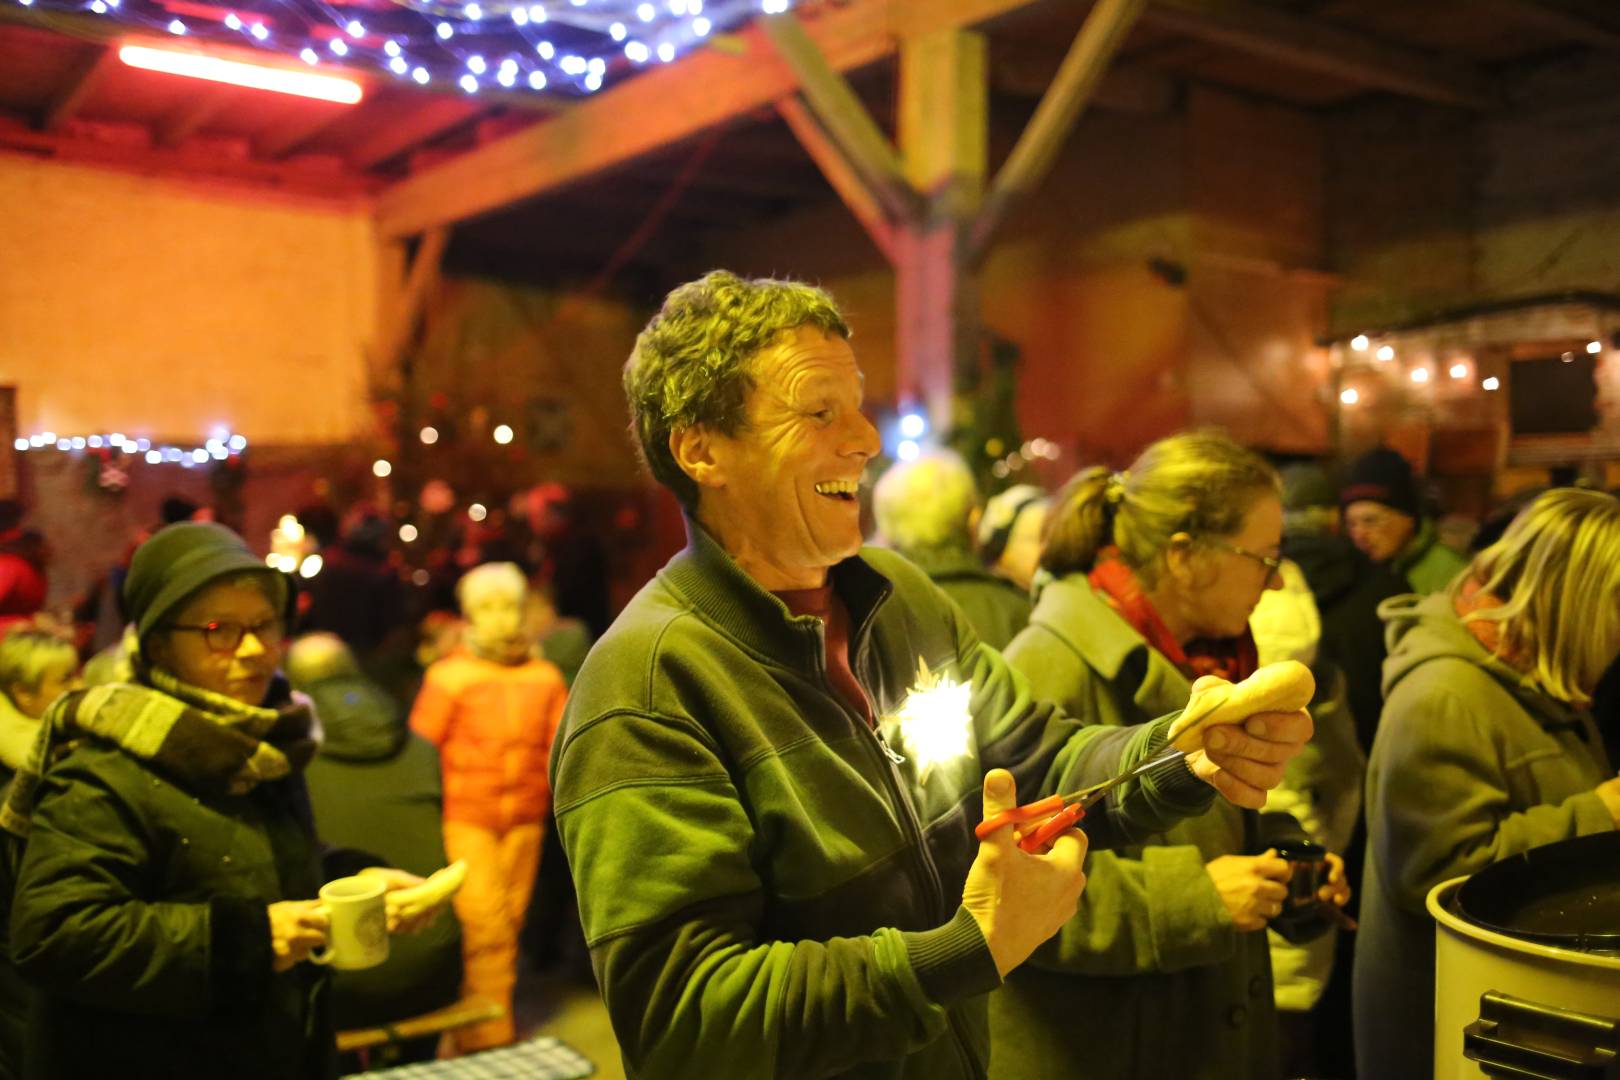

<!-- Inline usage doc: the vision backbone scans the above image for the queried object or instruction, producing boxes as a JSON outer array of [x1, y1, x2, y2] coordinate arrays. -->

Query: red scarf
[[1088, 551, 1259, 683], [1453, 576, 1523, 668]]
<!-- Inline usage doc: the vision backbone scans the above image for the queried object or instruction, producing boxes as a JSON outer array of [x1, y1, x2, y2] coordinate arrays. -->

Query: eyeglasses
[[1207, 539, 1283, 579], [165, 617, 285, 653]]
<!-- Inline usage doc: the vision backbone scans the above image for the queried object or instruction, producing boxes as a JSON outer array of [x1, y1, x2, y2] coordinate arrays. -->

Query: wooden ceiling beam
[[1483, 0, 1620, 54], [154, 90, 233, 148], [39, 43, 117, 132], [350, 97, 486, 171], [256, 106, 351, 160], [1141, 0, 1500, 110], [776, 96, 896, 261], [374, 0, 1051, 238]]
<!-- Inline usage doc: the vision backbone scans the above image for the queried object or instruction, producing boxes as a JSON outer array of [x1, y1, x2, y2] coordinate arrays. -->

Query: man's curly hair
[[624, 270, 850, 509]]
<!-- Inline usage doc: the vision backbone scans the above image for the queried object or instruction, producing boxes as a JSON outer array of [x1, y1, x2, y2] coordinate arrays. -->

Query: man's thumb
[[982, 768, 1017, 816]]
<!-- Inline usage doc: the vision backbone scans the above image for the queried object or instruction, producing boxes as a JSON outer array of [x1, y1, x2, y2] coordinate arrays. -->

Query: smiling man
[[549, 271, 1313, 1080]]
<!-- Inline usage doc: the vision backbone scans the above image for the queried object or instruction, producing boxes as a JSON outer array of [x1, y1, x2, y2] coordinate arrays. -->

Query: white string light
[[13, 429, 248, 465]]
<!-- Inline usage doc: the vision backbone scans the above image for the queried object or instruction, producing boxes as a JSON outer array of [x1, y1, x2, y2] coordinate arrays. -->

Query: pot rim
[[1428, 877, 1620, 972]]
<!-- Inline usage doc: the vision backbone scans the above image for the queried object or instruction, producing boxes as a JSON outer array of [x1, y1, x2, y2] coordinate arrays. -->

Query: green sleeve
[[962, 637, 1215, 850], [1028, 845, 1235, 975], [554, 710, 1000, 1080], [1369, 687, 1614, 914], [10, 761, 271, 1018]]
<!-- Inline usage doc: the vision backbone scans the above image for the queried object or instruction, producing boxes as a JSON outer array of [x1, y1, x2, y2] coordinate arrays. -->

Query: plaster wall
[[0, 154, 381, 445]]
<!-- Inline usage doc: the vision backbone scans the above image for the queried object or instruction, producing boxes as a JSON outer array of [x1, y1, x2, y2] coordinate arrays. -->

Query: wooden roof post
[[895, 26, 987, 431]]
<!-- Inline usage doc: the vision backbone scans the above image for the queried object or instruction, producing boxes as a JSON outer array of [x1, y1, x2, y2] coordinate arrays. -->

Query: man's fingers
[[1206, 766, 1267, 809], [1042, 828, 1089, 870], [1205, 722, 1300, 765], [1254, 880, 1288, 903], [1253, 855, 1292, 880], [1241, 708, 1313, 744], [982, 768, 1018, 817]]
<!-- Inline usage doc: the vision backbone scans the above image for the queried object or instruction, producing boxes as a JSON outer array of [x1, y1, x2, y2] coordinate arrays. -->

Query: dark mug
[[1268, 840, 1334, 944]]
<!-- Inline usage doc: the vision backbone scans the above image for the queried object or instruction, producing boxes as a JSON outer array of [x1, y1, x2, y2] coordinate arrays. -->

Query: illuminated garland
[[13, 429, 248, 467]]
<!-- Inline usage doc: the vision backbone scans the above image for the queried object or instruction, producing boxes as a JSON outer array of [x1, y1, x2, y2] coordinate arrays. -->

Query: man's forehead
[[752, 326, 864, 394]]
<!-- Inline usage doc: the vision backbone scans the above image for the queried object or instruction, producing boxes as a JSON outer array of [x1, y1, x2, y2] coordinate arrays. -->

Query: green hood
[[1379, 591, 1579, 730]]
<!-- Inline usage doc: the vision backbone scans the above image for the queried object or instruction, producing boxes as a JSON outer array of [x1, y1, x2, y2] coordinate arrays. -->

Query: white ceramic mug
[[310, 875, 390, 971]]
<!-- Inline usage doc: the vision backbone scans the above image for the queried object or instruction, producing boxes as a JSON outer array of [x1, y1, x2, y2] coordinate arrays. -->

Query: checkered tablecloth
[[351, 1037, 596, 1079]]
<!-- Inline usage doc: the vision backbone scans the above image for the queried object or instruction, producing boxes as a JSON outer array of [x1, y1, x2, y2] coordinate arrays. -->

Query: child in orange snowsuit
[[409, 563, 568, 1052]]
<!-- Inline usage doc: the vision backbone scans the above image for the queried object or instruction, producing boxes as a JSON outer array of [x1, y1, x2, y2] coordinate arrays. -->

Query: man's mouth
[[814, 480, 859, 502]]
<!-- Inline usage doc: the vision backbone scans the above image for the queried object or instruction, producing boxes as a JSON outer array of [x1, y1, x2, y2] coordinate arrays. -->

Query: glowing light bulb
[[897, 439, 920, 462], [384, 39, 401, 56], [301, 47, 318, 63], [299, 553, 324, 579], [224, 12, 242, 29], [419, 426, 439, 444], [497, 67, 515, 86], [625, 41, 648, 62], [512, 5, 528, 23], [329, 38, 348, 55], [250, 22, 268, 39], [12, 438, 27, 451], [1483, 376, 1500, 391], [413, 66, 430, 84], [536, 41, 554, 59], [436, 21, 454, 38], [636, 2, 654, 18], [411, 569, 430, 586], [1350, 334, 1369, 351], [71, 437, 87, 449], [560, 54, 585, 74], [460, 74, 478, 92], [468, 503, 488, 522], [373, 459, 393, 477], [692, 15, 710, 35], [1588, 340, 1603, 354], [463, 2, 482, 18], [609, 21, 626, 39], [389, 56, 407, 74], [656, 42, 675, 61], [528, 70, 546, 89], [1339, 388, 1359, 406], [228, 434, 248, 451], [168, 19, 186, 34], [346, 19, 364, 37], [399, 524, 419, 542], [493, 424, 514, 444], [146, 449, 163, 464], [1449, 363, 1468, 379], [528, 5, 546, 21], [584, 71, 602, 90], [1376, 345, 1395, 362], [467, 54, 486, 73], [898, 413, 926, 439], [1410, 367, 1430, 384]]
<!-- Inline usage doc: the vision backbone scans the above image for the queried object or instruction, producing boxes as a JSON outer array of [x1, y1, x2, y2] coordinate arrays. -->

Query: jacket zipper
[[813, 622, 977, 1076]]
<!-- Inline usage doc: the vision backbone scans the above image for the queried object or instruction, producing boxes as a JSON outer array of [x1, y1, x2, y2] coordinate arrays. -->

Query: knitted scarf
[[0, 665, 317, 838], [1088, 550, 1260, 683]]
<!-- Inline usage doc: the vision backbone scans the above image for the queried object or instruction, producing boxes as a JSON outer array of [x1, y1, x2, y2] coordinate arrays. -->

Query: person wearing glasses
[[988, 432, 1351, 1080], [3, 522, 448, 1080]]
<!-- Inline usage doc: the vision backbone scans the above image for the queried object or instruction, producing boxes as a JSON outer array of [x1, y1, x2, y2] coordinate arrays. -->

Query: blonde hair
[[1041, 431, 1280, 584], [0, 629, 78, 697], [1454, 487, 1620, 703], [873, 450, 979, 555], [457, 562, 528, 611]]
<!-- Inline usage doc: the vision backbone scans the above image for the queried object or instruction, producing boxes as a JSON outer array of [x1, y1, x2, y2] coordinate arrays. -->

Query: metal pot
[[1428, 832, 1620, 1080]]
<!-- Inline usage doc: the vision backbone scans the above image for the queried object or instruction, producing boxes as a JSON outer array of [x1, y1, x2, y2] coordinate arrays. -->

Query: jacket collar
[[1392, 516, 1440, 575], [659, 516, 893, 671], [902, 545, 1003, 586], [1031, 573, 1191, 717]]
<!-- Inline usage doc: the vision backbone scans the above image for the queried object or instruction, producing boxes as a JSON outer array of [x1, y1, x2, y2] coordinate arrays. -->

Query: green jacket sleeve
[[554, 709, 1001, 1080], [9, 759, 272, 1019], [1369, 686, 1614, 914]]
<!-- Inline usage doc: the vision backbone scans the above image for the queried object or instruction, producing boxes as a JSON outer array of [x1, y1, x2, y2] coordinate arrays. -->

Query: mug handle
[[306, 902, 335, 965]]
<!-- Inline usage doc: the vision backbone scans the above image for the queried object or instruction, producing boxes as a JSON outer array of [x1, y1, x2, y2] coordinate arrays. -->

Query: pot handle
[[1463, 990, 1620, 1080]]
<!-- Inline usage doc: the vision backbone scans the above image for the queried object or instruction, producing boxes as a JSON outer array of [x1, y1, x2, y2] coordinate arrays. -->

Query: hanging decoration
[[14, 0, 796, 101], [14, 428, 249, 467]]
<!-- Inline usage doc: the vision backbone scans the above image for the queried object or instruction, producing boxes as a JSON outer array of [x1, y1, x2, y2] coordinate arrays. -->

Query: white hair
[[873, 450, 979, 555], [456, 562, 528, 612]]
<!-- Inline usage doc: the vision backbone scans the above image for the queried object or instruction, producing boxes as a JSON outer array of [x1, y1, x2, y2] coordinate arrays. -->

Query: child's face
[[465, 592, 524, 643], [13, 660, 80, 719]]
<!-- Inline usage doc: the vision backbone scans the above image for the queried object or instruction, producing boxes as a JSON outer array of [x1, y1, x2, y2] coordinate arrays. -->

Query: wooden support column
[[894, 28, 986, 426], [373, 227, 449, 394]]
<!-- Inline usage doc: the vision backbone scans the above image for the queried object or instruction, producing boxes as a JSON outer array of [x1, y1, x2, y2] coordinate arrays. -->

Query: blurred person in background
[[1279, 463, 1405, 754], [989, 432, 1350, 1080], [0, 626, 81, 1080], [1340, 447, 1467, 596], [977, 484, 1048, 595], [0, 502, 47, 636], [1355, 488, 1620, 1079], [299, 505, 411, 673], [4, 522, 446, 1080], [873, 449, 1032, 651], [409, 562, 568, 1052], [287, 634, 462, 1068]]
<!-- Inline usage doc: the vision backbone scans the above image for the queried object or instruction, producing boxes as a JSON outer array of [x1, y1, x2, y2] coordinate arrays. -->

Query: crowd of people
[[0, 269, 1615, 1080]]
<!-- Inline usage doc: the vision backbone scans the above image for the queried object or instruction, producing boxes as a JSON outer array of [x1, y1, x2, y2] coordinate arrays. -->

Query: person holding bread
[[1355, 488, 1620, 1078], [989, 432, 1351, 1080], [2, 522, 451, 1080]]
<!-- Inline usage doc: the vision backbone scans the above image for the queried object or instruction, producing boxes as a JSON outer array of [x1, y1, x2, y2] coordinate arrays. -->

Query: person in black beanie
[[2, 522, 451, 1080], [1340, 447, 1467, 595]]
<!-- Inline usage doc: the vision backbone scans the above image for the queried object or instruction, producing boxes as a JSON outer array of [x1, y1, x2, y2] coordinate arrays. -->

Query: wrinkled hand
[[963, 769, 1089, 977], [268, 899, 329, 972], [1319, 852, 1352, 908], [1185, 676, 1313, 809], [1206, 851, 1291, 932], [357, 866, 440, 935], [1596, 776, 1620, 827]]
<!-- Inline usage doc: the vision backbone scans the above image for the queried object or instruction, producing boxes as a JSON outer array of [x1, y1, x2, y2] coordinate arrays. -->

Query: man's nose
[[847, 411, 882, 460]]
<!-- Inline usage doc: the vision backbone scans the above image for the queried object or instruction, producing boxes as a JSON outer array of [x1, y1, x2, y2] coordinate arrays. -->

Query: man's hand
[[962, 769, 1089, 977], [267, 899, 329, 971], [1183, 675, 1313, 808], [357, 866, 441, 935], [1320, 852, 1352, 908], [1206, 851, 1291, 932]]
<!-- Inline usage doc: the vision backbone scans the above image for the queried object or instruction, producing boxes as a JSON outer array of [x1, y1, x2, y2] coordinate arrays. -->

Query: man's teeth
[[815, 480, 858, 498]]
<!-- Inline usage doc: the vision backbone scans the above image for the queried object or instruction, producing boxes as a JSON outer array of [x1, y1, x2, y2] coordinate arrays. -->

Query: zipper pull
[[875, 727, 906, 765]]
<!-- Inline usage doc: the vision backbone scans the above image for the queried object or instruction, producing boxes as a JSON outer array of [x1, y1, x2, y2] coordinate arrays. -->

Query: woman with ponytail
[[988, 431, 1349, 1080]]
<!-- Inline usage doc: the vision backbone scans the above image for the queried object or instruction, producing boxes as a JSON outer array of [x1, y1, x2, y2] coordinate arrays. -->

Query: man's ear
[[669, 426, 725, 492]]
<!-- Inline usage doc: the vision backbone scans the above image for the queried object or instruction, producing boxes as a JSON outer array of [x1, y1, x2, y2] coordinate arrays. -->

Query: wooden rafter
[[256, 107, 350, 160], [758, 13, 918, 223], [39, 43, 116, 132], [971, 0, 1147, 262], [350, 98, 485, 171], [375, 226, 449, 382], [776, 96, 897, 262], [1142, 0, 1499, 110], [374, 0, 1046, 237], [154, 90, 233, 148]]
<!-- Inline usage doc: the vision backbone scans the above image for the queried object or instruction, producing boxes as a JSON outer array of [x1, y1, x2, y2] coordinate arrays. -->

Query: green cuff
[[1139, 723, 1216, 810], [901, 906, 1002, 1006]]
